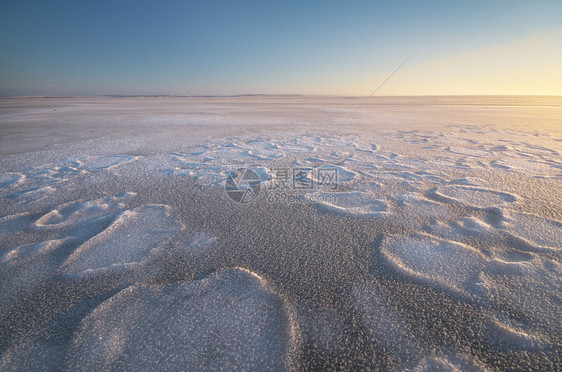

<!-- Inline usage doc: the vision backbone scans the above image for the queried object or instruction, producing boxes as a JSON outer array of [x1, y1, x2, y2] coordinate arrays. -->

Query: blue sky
[[1, 0, 561, 96]]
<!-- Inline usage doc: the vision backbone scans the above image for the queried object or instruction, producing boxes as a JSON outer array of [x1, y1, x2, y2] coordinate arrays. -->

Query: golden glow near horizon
[[348, 27, 562, 96]]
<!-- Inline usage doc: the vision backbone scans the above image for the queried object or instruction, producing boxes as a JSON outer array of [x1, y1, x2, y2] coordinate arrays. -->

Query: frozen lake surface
[[0, 96, 561, 370]]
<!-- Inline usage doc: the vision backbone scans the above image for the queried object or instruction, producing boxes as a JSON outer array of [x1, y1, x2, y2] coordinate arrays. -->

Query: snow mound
[[379, 234, 488, 297], [65, 267, 293, 371], [433, 185, 517, 208], [62, 205, 180, 274], [504, 212, 562, 250], [314, 191, 388, 217]]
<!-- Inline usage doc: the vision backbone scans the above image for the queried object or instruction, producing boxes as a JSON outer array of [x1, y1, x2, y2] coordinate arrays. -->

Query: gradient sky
[[1, 0, 561, 96]]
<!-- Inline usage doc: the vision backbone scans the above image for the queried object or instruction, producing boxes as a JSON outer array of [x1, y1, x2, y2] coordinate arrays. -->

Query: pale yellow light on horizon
[[348, 27, 562, 96]]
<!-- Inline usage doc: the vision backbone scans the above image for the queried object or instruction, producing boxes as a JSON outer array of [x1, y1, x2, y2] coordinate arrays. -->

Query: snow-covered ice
[[0, 96, 560, 370]]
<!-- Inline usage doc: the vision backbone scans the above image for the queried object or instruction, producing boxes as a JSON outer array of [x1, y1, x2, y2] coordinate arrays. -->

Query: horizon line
[[2, 93, 562, 99]]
